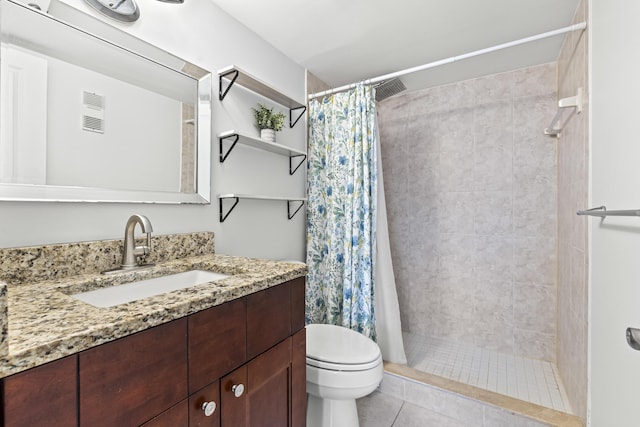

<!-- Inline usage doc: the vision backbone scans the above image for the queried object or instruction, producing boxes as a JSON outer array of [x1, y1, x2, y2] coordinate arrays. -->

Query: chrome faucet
[[120, 214, 153, 269]]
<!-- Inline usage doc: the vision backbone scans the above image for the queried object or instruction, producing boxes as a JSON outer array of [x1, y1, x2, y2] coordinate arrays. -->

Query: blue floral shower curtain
[[306, 84, 377, 340]]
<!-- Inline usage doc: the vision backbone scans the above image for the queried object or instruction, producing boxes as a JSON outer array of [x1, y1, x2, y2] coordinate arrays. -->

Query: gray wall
[[0, 0, 307, 263], [377, 63, 558, 361]]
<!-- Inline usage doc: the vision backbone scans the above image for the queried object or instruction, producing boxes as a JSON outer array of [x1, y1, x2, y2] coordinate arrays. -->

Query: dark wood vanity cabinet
[[0, 277, 306, 427]]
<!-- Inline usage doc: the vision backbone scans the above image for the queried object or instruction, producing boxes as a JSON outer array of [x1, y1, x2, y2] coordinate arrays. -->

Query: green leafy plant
[[251, 103, 286, 131]]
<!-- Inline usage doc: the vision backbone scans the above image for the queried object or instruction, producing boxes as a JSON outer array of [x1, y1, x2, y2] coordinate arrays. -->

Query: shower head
[[374, 78, 406, 102]]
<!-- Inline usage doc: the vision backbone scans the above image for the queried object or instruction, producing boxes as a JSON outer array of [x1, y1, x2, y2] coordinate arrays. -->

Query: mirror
[[0, 0, 212, 203]]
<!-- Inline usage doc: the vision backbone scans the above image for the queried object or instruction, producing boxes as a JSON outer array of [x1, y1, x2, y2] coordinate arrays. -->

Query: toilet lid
[[306, 324, 381, 370]]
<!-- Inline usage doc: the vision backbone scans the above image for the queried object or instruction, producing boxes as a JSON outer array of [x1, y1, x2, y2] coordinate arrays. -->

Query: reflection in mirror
[[0, 0, 211, 203]]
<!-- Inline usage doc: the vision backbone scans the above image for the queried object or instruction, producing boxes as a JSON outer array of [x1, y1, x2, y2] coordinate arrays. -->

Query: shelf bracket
[[219, 197, 239, 222], [287, 200, 305, 220], [289, 106, 306, 128], [219, 69, 239, 101], [219, 133, 240, 163], [289, 154, 306, 175]]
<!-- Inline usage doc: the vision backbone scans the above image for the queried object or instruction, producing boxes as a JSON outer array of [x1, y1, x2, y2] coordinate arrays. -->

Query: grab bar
[[576, 206, 640, 217]]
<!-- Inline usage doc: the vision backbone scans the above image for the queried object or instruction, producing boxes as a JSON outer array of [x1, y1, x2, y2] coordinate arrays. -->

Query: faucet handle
[[134, 233, 152, 257]]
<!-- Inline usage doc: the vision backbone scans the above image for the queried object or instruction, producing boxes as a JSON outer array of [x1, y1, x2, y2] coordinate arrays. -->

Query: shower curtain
[[306, 84, 406, 363]]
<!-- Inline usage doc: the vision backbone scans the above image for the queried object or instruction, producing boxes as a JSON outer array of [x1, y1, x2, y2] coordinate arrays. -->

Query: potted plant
[[251, 103, 286, 142]]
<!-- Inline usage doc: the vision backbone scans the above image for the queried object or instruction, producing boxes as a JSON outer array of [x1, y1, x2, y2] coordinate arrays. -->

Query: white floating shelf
[[218, 194, 306, 202], [218, 130, 306, 158], [218, 194, 307, 222], [218, 65, 305, 109]]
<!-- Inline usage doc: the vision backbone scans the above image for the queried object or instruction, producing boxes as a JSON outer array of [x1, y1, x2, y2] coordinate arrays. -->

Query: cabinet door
[[189, 381, 220, 427], [1, 355, 77, 427], [189, 299, 246, 393], [221, 337, 293, 427], [79, 318, 188, 427], [220, 363, 247, 427], [246, 283, 291, 360]]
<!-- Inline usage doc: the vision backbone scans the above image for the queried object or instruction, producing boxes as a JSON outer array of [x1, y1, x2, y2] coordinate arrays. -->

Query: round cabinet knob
[[231, 383, 245, 398], [201, 401, 217, 417]]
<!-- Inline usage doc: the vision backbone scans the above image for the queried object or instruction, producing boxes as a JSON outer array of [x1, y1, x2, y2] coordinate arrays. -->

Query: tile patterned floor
[[357, 391, 456, 427], [402, 332, 572, 413], [357, 390, 531, 427]]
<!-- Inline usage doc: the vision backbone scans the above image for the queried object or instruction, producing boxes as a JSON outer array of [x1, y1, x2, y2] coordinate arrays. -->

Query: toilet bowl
[[306, 323, 383, 427]]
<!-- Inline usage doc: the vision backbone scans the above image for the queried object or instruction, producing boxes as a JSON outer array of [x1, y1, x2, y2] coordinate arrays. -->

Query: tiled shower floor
[[402, 332, 573, 414]]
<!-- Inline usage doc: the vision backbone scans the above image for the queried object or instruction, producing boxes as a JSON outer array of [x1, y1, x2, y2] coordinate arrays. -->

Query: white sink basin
[[72, 270, 229, 308]]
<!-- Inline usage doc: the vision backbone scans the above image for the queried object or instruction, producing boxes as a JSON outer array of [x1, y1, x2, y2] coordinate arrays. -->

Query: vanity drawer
[[246, 282, 292, 360], [79, 318, 188, 427], [1, 355, 77, 427], [188, 298, 246, 393]]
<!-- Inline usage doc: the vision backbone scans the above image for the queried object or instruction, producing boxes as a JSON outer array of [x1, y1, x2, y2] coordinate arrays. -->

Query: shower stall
[[375, 1, 588, 417], [377, 60, 566, 408]]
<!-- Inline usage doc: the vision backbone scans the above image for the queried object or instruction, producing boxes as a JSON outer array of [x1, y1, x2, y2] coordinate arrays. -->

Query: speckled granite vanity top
[[0, 232, 306, 378]]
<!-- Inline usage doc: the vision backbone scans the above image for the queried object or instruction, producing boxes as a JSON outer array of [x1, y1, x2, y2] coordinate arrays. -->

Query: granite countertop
[[0, 253, 306, 378]]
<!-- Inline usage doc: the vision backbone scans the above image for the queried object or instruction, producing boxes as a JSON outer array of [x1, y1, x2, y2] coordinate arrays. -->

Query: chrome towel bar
[[576, 206, 640, 217]]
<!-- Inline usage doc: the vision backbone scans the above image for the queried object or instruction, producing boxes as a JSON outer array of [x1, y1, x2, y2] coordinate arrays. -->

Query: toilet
[[306, 323, 383, 427]]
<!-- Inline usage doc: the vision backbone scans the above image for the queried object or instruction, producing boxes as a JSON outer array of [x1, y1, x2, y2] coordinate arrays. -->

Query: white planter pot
[[261, 128, 276, 142]]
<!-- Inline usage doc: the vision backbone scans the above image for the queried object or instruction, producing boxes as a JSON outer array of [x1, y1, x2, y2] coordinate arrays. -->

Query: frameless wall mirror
[[0, 0, 212, 203]]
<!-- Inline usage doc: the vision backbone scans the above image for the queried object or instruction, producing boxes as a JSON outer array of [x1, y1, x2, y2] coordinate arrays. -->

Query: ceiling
[[209, 0, 582, 95]]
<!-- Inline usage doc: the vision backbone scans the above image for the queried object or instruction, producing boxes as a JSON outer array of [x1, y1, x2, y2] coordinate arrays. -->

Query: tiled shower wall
[[557, 0, 589, 420], [377, 63, 558, 361]]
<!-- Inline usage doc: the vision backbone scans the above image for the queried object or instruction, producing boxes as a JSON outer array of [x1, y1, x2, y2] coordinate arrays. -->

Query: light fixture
[[83, 0, 140, 22]]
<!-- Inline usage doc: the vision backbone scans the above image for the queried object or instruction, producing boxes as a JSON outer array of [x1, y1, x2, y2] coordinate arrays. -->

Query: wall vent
[[82, 91, 105, 133]]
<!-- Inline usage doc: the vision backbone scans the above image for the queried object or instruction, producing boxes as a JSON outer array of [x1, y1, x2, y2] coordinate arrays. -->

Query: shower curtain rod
[[308, 22, 587, 100]]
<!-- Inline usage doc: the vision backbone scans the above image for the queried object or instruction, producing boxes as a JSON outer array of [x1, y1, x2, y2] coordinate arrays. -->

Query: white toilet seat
[[306, 353, 382, 371], [306, 323, 381, 365]]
